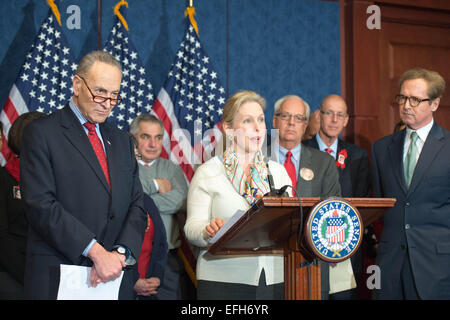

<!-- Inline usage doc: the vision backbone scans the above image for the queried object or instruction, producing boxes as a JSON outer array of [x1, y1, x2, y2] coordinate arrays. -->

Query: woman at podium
[[184, 90, 292, 300]]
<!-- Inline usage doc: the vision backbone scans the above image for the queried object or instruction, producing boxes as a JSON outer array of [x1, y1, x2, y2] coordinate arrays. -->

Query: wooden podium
[[208, 196, 396, 300]]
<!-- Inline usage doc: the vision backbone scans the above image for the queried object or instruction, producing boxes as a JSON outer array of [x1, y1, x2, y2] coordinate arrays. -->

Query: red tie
[[84, 122, 111, 188], [325, 148, 332, 155], [284, 151, 297, 188]]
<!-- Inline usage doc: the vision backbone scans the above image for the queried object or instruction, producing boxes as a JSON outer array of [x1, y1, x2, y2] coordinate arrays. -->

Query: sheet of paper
[[57, 264, 124, 300], [209, 209, 246, 244]]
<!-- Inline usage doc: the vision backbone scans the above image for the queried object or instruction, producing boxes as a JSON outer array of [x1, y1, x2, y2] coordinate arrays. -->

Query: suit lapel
[[388, 130, 407, 195], [408, 123, 445, 195], [297, 144, 312, 196], [336, 139, 346, 178], [60, 105, 111, 192], [100, 124, 117, 192]]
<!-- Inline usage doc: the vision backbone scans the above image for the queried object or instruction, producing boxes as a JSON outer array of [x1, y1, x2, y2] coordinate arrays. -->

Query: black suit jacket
[[20, 104, 147, 299], [0, 167, 28, 286], [143, 194, 168, 281], [372, 122, 450, 299], [303, 137, 371, 197], [303, 137, 372, 284]]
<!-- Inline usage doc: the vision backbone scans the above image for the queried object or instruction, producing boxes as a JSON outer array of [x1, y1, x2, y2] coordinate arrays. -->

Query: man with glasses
[[303, 94, 371, 299], [20, 51, 147, 299], [272, 95, 355, 300], [372, 67, 449, 299]]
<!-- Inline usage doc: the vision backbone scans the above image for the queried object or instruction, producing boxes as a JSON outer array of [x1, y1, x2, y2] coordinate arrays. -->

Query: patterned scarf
[[223, 148, 270, 206]]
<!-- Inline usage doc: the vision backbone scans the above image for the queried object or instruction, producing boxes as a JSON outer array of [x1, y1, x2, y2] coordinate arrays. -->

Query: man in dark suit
[[20, 51, 147, 300], [303, 94, 371, 299], [372, 67, 449, 299], [303, 95, 371, 198], [272, 95, 356, 299]]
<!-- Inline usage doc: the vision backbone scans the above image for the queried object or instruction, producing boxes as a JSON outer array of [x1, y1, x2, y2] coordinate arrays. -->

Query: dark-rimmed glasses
[[78, 75, 122, 106], [275, 113, 307, 123], [395, 94, 430, 108]]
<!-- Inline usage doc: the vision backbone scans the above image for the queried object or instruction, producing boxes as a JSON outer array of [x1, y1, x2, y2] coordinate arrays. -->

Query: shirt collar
[[315, 133, 338, 156], [406, 118, 434, 143], [69, 98, 99, 130], [279, 143, 301, 161], [138, 159, 156, 167]]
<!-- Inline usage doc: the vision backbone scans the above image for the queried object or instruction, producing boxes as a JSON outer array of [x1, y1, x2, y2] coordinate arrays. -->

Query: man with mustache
[[20, 51, 147, 299], [372, 67, 449, 299]]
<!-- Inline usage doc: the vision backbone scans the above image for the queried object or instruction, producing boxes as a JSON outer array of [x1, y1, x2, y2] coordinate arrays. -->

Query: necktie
[[84, 122, 111, 188], [325, 148, 332, 155], [404, 131, 419, 188], [284, 151, 297, 188]]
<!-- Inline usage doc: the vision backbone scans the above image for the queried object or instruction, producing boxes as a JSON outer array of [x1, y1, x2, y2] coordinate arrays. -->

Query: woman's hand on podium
[[205, 217, 225, 238]]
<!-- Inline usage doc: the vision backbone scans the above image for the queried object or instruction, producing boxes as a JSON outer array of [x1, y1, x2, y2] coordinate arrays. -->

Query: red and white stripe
[[0, 84, 29, 165], [152, 87, 222, 182]]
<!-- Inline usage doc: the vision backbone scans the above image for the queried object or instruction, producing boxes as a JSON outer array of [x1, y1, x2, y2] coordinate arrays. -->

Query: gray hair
[[129, 113, 164, 139], [76, 50, 122, 77], [274, 95, 311, 120]]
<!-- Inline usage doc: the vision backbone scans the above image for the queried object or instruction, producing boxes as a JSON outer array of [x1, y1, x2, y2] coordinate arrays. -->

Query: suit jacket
[[20, 104, 147, 299], [142, 194, 168, 282], [269, 142, 342, 299], [372, 122, 450, 299], [0, 167, 28, 286], [303, 138, 371, 197], [303, 137, 372, 285]]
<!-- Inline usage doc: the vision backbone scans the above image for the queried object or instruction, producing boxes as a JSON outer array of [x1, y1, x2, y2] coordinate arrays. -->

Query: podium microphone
[[264, 158, 289, 196]]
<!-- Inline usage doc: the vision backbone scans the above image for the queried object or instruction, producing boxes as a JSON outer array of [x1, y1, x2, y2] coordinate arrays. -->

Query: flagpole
[[97, 0, 102, 50]]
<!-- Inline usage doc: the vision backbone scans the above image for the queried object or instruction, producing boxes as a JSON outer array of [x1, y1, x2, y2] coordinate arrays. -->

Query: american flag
[[326, 210, 346, 243], [103, 15, 154, 131], [0, 12, 76, 165], [152, 16, 226, 287], [152, 23, 225, 181]]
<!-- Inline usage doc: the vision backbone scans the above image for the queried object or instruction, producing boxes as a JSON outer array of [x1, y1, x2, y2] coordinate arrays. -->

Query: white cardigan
[[184, 156, 292, 286]]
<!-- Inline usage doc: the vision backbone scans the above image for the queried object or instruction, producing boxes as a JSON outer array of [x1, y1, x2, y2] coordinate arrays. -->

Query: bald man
[[303, 94, 371, 299]]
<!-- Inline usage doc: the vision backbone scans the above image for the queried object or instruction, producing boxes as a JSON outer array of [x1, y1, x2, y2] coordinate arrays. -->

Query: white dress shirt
[[403, 119, 434, 163]]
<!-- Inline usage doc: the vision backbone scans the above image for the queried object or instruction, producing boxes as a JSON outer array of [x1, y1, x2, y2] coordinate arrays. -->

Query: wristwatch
[[113, 245, 136, 267], [114, 246, 127, 256]]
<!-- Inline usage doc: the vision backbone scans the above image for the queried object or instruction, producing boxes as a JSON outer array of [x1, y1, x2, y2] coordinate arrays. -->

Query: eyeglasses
[[78, 75, 122, 106], [320, 110, 347, 120], [275, 113, 307, 123], [395, 94, 431, 108]]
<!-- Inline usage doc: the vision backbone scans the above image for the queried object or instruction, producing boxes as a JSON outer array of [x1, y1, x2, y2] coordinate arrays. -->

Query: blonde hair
[[220, 90, 266, 152], [399, 67, 446, 100]]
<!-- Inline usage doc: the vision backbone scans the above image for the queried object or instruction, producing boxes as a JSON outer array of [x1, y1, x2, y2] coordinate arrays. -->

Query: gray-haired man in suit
[[272, 95, 357, 299]]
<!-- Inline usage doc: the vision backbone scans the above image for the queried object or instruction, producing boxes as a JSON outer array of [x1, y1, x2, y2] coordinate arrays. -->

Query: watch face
[[117, 246, 126, 255]]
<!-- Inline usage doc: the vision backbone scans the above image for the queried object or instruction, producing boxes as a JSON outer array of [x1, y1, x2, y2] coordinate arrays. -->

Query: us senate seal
[[305, 198, 363, 262]]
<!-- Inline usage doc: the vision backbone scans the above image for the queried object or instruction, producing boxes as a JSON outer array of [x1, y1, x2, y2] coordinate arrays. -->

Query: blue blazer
[[142, 194, 168, 281], [372, 122, 450, 299], [20, 104, 147, 299]]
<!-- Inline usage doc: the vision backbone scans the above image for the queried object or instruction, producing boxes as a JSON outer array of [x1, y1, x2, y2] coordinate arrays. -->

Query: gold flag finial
[[46, 0, 62, 26], [114, 0, 129, 31], [184, 4, 199, 37]]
